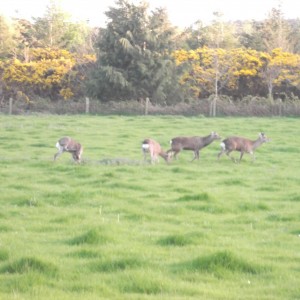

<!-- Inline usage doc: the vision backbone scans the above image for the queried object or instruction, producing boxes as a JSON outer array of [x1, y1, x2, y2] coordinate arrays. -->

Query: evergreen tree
[[87, 0, 183, 104]]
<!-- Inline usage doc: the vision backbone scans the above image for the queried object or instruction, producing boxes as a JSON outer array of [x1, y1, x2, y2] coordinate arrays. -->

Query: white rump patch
[[142, 144, 150, 150], [220, 142, 226, 150], [56, 142, 65, 152]]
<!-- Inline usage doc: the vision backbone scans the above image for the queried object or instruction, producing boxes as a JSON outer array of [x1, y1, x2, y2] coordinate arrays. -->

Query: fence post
[[9, 98, 13, 115], [145, 97, 149, 115], [85, 97, 90, 114], [278, 99, 282, 117]]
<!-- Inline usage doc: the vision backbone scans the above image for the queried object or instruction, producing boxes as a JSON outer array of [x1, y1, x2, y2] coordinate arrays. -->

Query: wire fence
[[1, 97, 300, 117]]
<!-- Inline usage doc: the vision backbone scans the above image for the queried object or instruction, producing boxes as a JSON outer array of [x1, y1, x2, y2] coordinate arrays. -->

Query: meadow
[[0, 115, 299, 300]]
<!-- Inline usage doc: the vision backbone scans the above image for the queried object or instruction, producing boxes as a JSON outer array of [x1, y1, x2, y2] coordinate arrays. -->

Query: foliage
[[289, 18, 300, 54], [32, 0, 94, 53], [0, 48, 96, 101], [261, 8, 293, 53], [260, 48, 300, 100], [0, 15, 18, 59], [1, 0, 300, 104], [239, 8, 297, 54], [86, 0, 183, 104], [172, 47, 300, 100]]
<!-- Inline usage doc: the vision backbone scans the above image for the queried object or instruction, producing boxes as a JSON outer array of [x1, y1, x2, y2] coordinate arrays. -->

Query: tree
[[240, 7, 293, 53], [87, 0, 183, 104], [0, 15, 17, 59], [33, 0, 94, 53], [262, 8, 293, 53], [288, 19, 300, 54], [184, 15, 240, 51], [173, 47, 235, 115], [259, 48, 300, 101], [13, 18, 39, 62], [238, 20, 266, 51], [206, 12, 234, 116], [173, 46, 300, 102]]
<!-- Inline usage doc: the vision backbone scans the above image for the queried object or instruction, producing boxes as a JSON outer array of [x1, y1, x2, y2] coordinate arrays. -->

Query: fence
[[1, 97, 300, 117]]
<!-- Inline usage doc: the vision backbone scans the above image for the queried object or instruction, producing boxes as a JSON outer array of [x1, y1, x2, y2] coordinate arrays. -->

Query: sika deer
[[142, 138, 169, 164], [54, 136, 83, 163], [217, 132, 270, 163], [167, 132, 221, 162]]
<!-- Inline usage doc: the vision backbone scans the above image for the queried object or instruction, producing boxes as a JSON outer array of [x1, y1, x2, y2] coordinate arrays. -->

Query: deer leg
[[166, 150, 174, 161], [217, 149, 225, 160], [191, 150, 199, 162], [250, 151, 255, 162], [72, 152, 81, 163], [172, 150, 180, 160], [239, 152, 244, 162], [226, 151, 237, 163], [54, 152, 60, 161], [149, 149, 158, 164], [166, 151, 172, 162], [151, 154, 158, 164], [54, 149, 64, 161], [142, 149, 148, 162]]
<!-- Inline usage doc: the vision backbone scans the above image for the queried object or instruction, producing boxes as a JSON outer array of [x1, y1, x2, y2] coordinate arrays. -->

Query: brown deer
[[54, 136, 83, 163], [142, 138, 170, 164], [217, 132, 270, 163], [167, 132, 221, 162]]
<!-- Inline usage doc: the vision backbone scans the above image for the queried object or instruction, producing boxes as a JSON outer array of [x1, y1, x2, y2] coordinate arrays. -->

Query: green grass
[[0, 115, 299, 299]]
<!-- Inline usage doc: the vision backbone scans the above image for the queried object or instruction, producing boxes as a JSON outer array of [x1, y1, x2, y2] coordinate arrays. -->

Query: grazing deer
[[54, 136, 83, 163], [217, 132, 270, 163], [167, 132, 221, 162], [142, 138, 170, 164]]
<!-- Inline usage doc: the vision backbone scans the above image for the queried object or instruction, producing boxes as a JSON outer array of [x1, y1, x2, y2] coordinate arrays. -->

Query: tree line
[[1, 0, 300, 109]]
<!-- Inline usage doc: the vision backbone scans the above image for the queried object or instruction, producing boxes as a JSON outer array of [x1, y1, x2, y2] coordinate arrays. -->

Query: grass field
[[0, 115, 299, 300]]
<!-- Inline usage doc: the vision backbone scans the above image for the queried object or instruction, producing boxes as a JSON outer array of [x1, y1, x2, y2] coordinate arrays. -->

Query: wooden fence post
[[9, 98, 13, 115], [145, 97, 149, 115], [278, 99, 282, 116], [85, 97, 90, 114]]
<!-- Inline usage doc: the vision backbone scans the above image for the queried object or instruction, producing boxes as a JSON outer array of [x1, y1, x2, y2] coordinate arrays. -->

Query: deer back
[[59, 137, 82, 153]]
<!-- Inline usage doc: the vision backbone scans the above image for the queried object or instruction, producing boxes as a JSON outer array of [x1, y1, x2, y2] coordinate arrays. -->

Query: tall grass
[[0, 115, 299, 299]]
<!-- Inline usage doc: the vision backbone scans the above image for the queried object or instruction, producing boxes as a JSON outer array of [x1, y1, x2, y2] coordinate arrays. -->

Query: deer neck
[[159, 151, 169, 162], [252, 138, 264, 150], [203, 135, 214, 146]]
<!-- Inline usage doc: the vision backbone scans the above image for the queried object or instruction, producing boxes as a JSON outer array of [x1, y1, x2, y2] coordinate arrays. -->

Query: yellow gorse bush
[[0, 48, 96, 101]]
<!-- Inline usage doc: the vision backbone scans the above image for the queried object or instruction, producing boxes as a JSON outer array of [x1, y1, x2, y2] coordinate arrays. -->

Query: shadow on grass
[[68, 228, 111, 246], [176, 193, 212, 202], [172, 250, 269, 277], [0, 257, 58, 277], [0, 249, 9, 261], [90, 257, 145, 272], [157, 233, 205, 247]]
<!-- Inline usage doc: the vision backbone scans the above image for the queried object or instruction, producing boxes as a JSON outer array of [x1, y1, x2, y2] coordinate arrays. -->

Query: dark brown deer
[[142, 138, 170, 164], [167, 132, 221, 162], [217, 132, 270, 163], [54, 136, 83, 163]]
